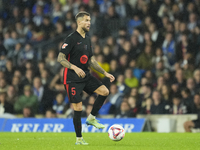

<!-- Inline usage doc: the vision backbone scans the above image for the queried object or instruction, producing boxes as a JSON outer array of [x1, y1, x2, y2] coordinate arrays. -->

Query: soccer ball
[[108, 124, 125, 141]]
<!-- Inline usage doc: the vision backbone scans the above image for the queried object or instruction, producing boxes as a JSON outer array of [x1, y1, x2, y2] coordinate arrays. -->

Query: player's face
[[80, 15, 91, 32]]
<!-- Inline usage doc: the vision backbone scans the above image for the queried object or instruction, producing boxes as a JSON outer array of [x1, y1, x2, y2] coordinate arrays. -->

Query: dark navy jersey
[[60, 31, 93, 84]]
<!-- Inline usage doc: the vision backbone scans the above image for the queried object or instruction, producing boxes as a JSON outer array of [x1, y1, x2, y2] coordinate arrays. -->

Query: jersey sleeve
[[60, 36, 74, 56]]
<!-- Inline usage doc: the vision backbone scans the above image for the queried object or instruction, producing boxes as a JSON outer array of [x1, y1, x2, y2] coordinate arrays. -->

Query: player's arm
[[88, 56, 115, 82], [57, 52, 86, 78], [57, 52, 73, 69]]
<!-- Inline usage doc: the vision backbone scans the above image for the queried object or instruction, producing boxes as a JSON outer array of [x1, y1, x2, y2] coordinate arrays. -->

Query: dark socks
[[91, 95, 107, 116], [73, 111, 82, 137]]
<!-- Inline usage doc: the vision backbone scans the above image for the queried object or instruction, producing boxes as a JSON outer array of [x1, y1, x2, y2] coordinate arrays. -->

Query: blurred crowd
[[0, 0, 200, 118]]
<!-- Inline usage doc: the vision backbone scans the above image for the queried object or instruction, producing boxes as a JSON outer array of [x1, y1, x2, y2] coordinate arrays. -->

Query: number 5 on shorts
[[71, 87, 76, 95]]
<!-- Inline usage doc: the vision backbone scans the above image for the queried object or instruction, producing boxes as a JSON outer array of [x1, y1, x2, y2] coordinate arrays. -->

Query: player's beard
[[82, 26, 89, 32]]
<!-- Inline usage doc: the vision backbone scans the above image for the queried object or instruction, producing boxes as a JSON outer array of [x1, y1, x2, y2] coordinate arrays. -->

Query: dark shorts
[[192, 119, 200, 128], [64, 76, 103, 103]]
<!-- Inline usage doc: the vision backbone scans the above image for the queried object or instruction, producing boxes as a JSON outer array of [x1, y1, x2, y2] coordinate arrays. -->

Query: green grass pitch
[[0, 133, 200, 150]]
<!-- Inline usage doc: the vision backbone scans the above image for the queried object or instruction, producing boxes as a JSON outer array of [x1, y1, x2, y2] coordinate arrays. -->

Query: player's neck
[[76, 28, 86, 38]]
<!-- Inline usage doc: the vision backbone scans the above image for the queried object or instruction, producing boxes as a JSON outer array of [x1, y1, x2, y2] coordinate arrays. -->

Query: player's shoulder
[[64, 31, 76, 41]]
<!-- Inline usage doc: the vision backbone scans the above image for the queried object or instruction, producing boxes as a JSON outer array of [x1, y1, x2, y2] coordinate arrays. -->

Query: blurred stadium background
[[0, 0, 200, 133]]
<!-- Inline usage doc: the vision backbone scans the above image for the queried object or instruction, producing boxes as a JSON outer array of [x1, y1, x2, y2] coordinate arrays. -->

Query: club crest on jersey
[[84, 45, 87, 50], [62, 43, 68, 49], [80, 55, 88, 64]]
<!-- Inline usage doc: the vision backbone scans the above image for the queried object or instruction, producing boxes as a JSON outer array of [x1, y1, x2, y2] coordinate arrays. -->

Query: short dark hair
[[181, 88, 191, 95], [144, 83, 152, 89], [75, 11, 90, 22], [194, 93, 200, 97], [173, 94, 182, 100]]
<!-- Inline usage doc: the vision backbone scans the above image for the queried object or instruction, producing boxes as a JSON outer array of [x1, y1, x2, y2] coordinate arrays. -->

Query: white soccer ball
[[108, 124, 125, 141]]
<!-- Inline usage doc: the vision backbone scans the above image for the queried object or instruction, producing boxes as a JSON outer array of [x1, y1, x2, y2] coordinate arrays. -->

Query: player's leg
[[72, 102, 82, 139], [184, 120, 195, 132], [72, 102, 88, 145], [89, 85, 109, 117], [83, 76, 109, 129], [86, 85, 109, 129], [65, 83, 88, 145]]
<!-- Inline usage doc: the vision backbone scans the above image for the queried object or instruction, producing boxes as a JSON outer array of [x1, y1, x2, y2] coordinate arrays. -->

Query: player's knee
[[74, 106, 82, 111], [73, 104, 82, 111], [102, 88, 109, 96]]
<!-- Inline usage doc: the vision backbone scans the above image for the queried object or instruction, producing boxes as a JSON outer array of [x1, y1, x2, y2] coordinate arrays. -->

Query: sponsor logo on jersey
[[80, 55, 88, 64], [62, 43, 68, 49], [77, 42, 82, 45]]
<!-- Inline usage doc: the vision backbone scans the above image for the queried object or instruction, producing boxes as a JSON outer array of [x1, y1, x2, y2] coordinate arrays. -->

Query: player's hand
[[104, 72, 115, 82], [72, 66, 86, 78]]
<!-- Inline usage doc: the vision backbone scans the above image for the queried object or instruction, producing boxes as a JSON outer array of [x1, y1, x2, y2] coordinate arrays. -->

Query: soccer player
[[57, 11, 115, 145]]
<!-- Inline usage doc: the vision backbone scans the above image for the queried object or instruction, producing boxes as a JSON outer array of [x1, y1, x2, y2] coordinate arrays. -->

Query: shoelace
[[93, 119, 100, 123]]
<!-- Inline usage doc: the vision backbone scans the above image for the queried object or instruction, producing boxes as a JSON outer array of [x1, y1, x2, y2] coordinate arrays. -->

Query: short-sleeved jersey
[[60, 31, 93, 84]]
